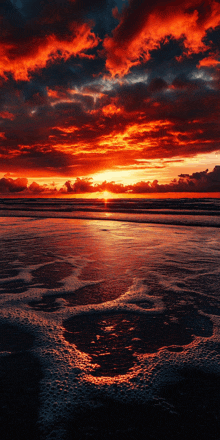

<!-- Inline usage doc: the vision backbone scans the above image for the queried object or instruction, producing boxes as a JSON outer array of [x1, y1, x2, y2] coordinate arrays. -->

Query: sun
[[94, 190, 112, 200], [102, 190, 112, 200]]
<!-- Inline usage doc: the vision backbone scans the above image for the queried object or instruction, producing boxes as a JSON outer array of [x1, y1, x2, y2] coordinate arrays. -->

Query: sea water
[[0, 198, 220, 439]]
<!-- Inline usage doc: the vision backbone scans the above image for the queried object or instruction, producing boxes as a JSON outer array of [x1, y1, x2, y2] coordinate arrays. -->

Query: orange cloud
[[198, 55, 220, 67], [0, 111, 15, 120], [98, 120, 173, 152], [0, 72, 219, 177], [59, 166, 220, 193], [104, 0, 220, 77], [53, 126, 79, 133], [47, 88, 62, 99], [0, 23, 99, 81], [102, 104, 122, 116], [2, 167, 219, 195]]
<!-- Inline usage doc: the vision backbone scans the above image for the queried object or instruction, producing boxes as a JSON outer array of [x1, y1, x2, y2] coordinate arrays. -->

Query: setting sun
[[102, 190, 112, 200]]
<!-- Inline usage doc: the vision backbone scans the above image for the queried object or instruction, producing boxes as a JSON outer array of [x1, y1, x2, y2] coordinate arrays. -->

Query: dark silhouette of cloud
[[1, 167, 220, 195], [0, 1, 220, 182], [0, 177, 28, 193]]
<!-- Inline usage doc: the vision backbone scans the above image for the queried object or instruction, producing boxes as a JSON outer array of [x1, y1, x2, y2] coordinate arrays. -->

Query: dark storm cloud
[[0, 72, 220, 174], [0, 0, 220, 179], [103, 0, 220, 76], [0, 0, 102, 81]]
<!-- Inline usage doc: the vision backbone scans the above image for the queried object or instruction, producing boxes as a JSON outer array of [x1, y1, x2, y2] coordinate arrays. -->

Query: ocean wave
[[0, 216, 220, 439], [1, 197, 220, 228]]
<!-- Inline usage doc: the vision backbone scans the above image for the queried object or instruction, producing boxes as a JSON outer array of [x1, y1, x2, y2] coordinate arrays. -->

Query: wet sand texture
[[29, 279, 131, 312], [63, 311, 213, 376], [0, 262, 75, 294], [0, 216, 220, 439], [66, 368, 220, 440], [0, 324, 43, 440]]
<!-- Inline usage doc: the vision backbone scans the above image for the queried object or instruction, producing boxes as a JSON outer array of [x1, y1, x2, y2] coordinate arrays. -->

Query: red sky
[[0, 0, 220, 195]]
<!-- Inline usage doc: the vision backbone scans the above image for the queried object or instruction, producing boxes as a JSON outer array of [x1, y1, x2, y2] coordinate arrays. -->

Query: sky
[[0, 0, 220, 196]]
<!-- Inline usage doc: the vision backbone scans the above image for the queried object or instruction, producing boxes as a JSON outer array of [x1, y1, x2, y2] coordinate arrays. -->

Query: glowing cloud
[[0, 24, 99, 81], [104, 0, 220, 77], [0, 0, 219, 188]]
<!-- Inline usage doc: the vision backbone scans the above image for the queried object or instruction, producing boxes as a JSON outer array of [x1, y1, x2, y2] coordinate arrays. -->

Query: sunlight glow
[[96, 190, 112, 200]]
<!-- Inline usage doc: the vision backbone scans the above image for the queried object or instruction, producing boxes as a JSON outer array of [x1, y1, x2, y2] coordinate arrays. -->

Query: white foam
[[0, 217, 220, 439]]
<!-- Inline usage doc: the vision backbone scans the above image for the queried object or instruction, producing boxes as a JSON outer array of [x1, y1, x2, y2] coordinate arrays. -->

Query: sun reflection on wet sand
[[0, 215, 220, 440]]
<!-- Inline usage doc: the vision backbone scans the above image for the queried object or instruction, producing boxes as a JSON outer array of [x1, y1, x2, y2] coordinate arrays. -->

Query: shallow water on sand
[[0, 216, 220, 439]]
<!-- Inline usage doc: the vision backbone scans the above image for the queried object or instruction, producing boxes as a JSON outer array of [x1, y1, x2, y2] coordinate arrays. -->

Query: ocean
[[0, 197, 220, 439]]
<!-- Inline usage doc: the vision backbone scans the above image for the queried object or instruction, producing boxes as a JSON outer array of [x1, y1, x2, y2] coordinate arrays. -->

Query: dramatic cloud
[[104, 0, 220, 77], [0, 177, 28, 193], [1, 167, 219, 195], [63, 178, 96, 193], [60, 166, 220, 193], [128, 166, 220, 193], [0, 0, 105, 81], [0, 0, 220, 191]]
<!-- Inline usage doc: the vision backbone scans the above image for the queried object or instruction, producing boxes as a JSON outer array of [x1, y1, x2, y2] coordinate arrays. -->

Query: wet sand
[[0, 216, 220, 439], [65, 368, 220, 440], [0, 324, 42, 440]]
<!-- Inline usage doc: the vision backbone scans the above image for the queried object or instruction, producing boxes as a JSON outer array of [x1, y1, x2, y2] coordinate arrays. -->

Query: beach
[[0, 198, 220, 439]]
